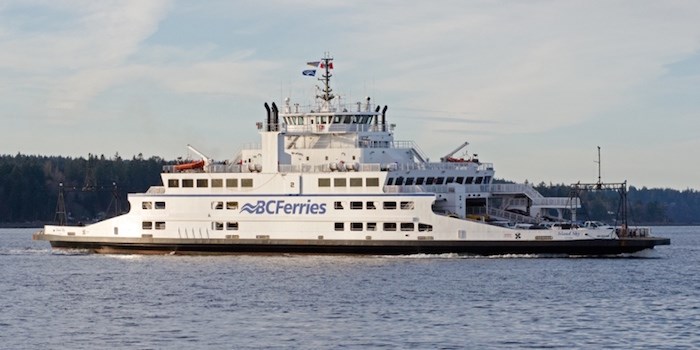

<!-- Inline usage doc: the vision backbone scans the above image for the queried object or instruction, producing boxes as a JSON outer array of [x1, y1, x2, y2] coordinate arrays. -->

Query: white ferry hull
[[34, 232, 669, 256]]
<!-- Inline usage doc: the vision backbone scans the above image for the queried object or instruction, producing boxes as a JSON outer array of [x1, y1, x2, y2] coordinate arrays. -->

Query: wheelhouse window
[[334, 178, 347, 187], [182, 179, 194, 188], [196, 179, 208, 188], [319, 178, 331, 187], [475, 177, 483, 184], [241, 179, 253, 188], [387, 178, 394, 186], [435, 177, 445, 185], [226, 201, 238, 210], [415, 177, 425, 185], [155, 201, 166, 209], [484, 176, 492, 184], [350, 201, 363, 210], [426, 177, 435, 185], [350, 178, 363, 187], [401, 201, 415, 210], [211, 179, 223, 188], [456, 177, 464, 184], [446, 177, 455, 184], [395, 177, 404, 186], [465, 177, 474, 184], [383, 201, 397, 210], [405, 177, 414, 185], [167, 179, 179, 188], [226, 178, 238, 188]]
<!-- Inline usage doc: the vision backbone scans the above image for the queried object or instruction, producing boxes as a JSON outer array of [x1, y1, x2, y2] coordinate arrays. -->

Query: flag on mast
[[320, 61, 334, 69], [302, 69, 316, 77], [306, 61, 320, 67]]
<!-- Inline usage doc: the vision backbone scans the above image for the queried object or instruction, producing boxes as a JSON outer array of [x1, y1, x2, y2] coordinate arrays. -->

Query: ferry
[[33, 55, 670, 255]]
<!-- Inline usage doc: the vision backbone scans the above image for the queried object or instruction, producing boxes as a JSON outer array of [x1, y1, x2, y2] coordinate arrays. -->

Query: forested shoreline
[[1, 154, 698, 226]]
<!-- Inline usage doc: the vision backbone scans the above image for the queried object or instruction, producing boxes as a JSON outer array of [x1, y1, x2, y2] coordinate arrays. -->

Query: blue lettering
[[255, 200, 266, 214], [266, 200, 277, 214], [241, 200, 328, 215]]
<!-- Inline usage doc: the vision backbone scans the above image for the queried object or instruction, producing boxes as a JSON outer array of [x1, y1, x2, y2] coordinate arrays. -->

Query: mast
[[316, 53, 334, 111], [595, 146, 602, 189]]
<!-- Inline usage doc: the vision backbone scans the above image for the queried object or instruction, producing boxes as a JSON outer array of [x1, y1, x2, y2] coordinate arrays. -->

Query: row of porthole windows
[[167, 178, 254, 188], [318, 177, 380, 188], [387, 175, 492, 186], [142, 201, 166, 210], [211, 201, 239, 210], [333, 201, 414, 210], [142, 221, 166, 230], [334, 222, 433, 232], [212, 222, 239, 231]]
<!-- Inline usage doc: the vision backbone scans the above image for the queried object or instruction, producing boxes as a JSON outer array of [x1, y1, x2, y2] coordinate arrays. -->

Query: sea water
[[0, 227, 697, 349]]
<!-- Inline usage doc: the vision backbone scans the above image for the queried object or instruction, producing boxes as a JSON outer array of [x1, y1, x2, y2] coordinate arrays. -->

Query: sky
[[1, 0, 699, 190]]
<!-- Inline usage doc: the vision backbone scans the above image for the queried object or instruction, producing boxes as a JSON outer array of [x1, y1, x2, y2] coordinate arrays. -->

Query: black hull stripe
[[37, 235, 670, 256]]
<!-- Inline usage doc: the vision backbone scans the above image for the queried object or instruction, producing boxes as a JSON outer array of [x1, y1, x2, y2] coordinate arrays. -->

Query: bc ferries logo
[[240, 200, 327, 215]]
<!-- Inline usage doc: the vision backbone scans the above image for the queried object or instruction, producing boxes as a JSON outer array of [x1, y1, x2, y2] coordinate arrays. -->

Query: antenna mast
[[316, 53, 334, 109], [595, 146, 602, 189]]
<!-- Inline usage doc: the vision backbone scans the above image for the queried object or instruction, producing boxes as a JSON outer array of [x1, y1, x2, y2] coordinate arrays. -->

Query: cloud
[[0, 1, 170, 117]]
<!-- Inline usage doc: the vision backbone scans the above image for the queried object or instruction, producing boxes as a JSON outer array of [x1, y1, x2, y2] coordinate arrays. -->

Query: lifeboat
[[174, 160, 205, 171]]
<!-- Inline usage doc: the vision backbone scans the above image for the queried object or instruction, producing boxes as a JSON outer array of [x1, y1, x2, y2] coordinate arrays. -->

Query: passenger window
[[401, 223, 415, 231]]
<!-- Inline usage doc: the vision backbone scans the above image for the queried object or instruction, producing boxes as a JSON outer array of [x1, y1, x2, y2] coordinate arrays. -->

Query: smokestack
[[382, 105, 388, 131], [264, 103, 271, 131], [271, 102, 279, 132]]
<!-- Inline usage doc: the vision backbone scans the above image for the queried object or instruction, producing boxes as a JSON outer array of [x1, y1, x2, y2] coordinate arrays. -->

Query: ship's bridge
[[279, 96, 389, 135]]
